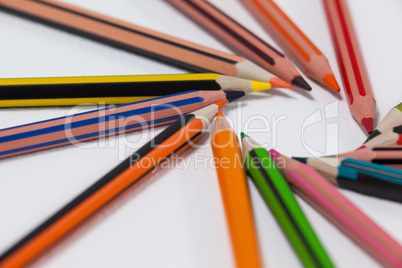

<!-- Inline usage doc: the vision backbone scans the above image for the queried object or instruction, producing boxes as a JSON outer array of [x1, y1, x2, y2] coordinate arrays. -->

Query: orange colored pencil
[[168, 0, 310, 90], [322, 0, 376, 133], [210, 112, 263, 268], [241, 0, 340, 92]]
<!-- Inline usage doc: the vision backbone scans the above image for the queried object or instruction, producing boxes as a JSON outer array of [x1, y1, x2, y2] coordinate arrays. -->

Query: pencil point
[[291, 76, 312, 91], [361, 117, 374, 134], [366, 129, 381, 142], [240, 132, 248, 139], [268, 149, 280, 159], [216, 111, 224, 118], [293, 157, 307, 163], [322, 74, 340, 92], [224, 90, 245, 102], [270, 77, 294, 90], [215, 100, 227, 111], [251, 80, 272, 92]]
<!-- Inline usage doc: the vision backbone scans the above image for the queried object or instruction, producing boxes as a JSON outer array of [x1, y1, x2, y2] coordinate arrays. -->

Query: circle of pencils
[[0, 102, 223, 268], [0, 0, 401, 267]]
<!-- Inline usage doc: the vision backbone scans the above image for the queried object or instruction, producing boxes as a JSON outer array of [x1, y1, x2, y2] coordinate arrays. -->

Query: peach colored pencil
[[322, 0, 376, 133], [270, 150, 402, 268], [0, 0, 291, 89], [241, 0, 340, 92], [168, 0, 310, 90]]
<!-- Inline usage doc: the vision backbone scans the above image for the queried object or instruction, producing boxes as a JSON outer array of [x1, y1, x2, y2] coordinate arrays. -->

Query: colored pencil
[[322, 0, 376, 133], [0, 0, 292, 89], [294, 157, 402, 203], [0, 101, 223, 268], [241, 133, 333, 268], [270, 150, 402, 267], [362, 125, 402, 148], [0, 90, 238, 160], [367, 102, 402, 141], [240, 0, 340, 92], [210, 114, 263, 268], [0, 73, 271, 107], [167, 0, 310, 91], [294, 146, 402, 170]]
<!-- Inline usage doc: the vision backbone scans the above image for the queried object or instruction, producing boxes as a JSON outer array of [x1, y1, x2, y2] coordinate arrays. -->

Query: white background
[[0, 0, 402, 267]]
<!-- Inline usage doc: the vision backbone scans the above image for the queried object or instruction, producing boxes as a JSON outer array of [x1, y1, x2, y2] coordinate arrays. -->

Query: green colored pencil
[[241, 133, 334, 268]]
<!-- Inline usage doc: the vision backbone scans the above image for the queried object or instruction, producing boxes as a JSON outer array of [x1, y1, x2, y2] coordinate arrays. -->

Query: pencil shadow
[[290, 88, 315, 100], [31, 137, 211, 266], [267, 88, 295, 99]]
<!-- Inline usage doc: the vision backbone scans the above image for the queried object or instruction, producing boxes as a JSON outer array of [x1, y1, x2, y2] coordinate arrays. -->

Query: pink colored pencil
[[270, 149, 402, 268]]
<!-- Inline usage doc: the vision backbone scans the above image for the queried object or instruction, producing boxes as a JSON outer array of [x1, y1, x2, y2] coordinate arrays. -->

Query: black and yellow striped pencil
[[0, 73, 271, 107]]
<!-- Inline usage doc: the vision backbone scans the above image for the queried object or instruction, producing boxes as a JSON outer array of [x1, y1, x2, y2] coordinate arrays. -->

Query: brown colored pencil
[[168, 0, 310, 91], [0, 0, 292, 89], [241, 0, 340, 92]]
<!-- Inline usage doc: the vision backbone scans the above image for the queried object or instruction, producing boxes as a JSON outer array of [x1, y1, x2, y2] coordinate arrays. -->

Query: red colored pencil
[[322, 0, 376, 133]]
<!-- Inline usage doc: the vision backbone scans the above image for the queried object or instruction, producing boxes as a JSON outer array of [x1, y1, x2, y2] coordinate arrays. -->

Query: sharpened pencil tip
[[215, 100, 227, 111], [240, 132, 248, 139], [270, 77, 294, 90], [293, 157, 307, 163], [361, 117, 374, 134], [291, 76, 312, 91], [224, 90, 245, 102], [322, 74, 340, 92], [216, 111, 224, 118], [366, 129, 381, 142], [268, 149, 280, 159], [251, 80, 272, 92]]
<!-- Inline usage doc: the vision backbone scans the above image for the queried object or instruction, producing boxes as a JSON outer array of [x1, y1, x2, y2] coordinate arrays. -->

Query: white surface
[[0, 0, 402, 267]]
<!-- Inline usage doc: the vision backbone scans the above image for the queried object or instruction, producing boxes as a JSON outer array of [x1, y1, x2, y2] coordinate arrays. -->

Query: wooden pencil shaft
[[0, 73, 264, 106], [0, 91, 225, 159], [211, 117, 262, 268], [322, 0, 375, 132], [337, 172, 402, 203]]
